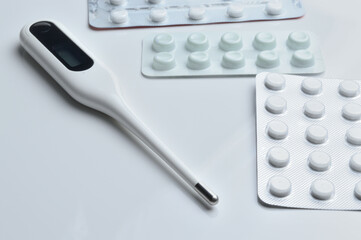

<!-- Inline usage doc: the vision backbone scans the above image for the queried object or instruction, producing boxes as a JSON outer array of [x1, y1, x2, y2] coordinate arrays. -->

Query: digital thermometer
[[20, 20, 218, 206]]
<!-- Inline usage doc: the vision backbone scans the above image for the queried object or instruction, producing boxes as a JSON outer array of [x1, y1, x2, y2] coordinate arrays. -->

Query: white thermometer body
[[20, 20, 218, 206]]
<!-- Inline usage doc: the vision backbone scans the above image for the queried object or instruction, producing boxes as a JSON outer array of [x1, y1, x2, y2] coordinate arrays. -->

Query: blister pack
[[256, 72, 361, 210], [141, 31, 324, 78], [88, 0, 305, 29]]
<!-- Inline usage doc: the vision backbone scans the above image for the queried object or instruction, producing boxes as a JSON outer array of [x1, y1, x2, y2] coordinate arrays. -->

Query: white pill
[[268, 176, 291, 197], [221, 51, 245, 69], [287, 32, 311, 50], [342, 103, 361, 121], [219, 32, 242, 51], [264, 73, 285, 91], [265, 95, 287, 114], [188, 6, 206, 20], [186, 33, 209, 52], [310, 179, 334, 200], [149, 7, 167, 22], [305, 125, 328, 144], [110, 9, 128, 24], [354, 181, 361, 200], [152, 52, 176, 71], [265, 0, 283, 16], [152, 33, 175, 52], [303, 100, 325, 119], [301, 78, 322, 95], [308, 151, 331, 172], [256, 51, 280, 68], [346, 127, 361, 146], [227, 3, 244, 18], [267, 120, 288, 140], [187, 52, 210, 70], [291, 50, 315, 68], [350, 153, 361, 172], [110, 0, 126, 5], [253, 32, 276, 51], [267, 147, 290, 168], [339, 81, 360, 98]]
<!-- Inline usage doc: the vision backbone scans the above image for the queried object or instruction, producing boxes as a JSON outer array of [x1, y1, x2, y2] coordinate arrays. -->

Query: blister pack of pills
[[141, 31, 324, 78], [88, 0, 305, 29], [256, 72, 361, 210]]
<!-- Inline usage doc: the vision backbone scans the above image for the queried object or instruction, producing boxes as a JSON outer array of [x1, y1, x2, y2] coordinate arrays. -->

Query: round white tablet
[[287, 32, 311, 50], [186, 33, 209, 52], [149, 7, 167, 22], [264, 73, 285, 91], [265, 95, 287, 114], [187, 52, 210, 70], [253, 32, 276, 51], [305, 125, 328, 144], [227, 3, 244, 18], [301, 78, 322, 95], [219, 32, 242, 51], [152, 52, 176, 71], [350, 153, 361, 172], [188, 6, 206, 20], [110, 9, 128, 24], [265, 0, 283, 15], [256, 51, 280, 68], [339, 81, 360, 98], [308, 151, 331, 172], [310, 179, 335, 200], [346, 127, 361, 146], [267, 120, 288, 140], [354, 181, 361, 200], [267, 147, 290, 168], [221, 51, 245, 69], [152, 33, 176, 52], [268, 176, 291, 197], [291, 50, 315, 68], [342, 103, 361, 121], [303, 100, 325, 119]]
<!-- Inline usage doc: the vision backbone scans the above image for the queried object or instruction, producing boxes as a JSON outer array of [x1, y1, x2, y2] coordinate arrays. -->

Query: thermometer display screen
[[30, 21, 94, 71]]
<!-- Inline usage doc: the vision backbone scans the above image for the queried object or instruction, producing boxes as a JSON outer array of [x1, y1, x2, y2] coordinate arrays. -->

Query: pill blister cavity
[[152, 33, 175, 52], [267, 147, 290, 168], [305, 125, 328, 144], [339, 81, 360, 98], [187, 52, 210, 70], [287, 32, 311, 50], [308, 151, 331, 172], [227, 3, 244, 18], [265, 0, 283, 16], [310, 179, 335, 200], [267, 120, 288, 140], [253, 32, 276, 51], [221, 51, 245, 69], [346, 127, 361, 146], [342, 103, 361, 121], [152, 52, 176, 71], [291, 50, 315, 68], [149, 7, 167, 22], [188, 6, 206, 20], [303, 100, 325, 119], [110, 0, 126, 6], [354, 181, 361, 200], [268, 176, 291, 197], [219, 32, 242, 51], [256, 51, 280, 68], [301, 78, 322, 95], [110, 9, 128, 24], [186, 33, 209, 52], [264, 73, 285, 91], [265, 95, 287, 114], [349, 153, 361, 172]]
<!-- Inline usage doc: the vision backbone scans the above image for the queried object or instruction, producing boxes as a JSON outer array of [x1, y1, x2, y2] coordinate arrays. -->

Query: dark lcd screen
[[30, 21, 94, 71]]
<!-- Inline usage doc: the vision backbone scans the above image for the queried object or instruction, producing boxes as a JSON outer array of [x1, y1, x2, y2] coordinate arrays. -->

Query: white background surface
[[1, 1, 360, 239]]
